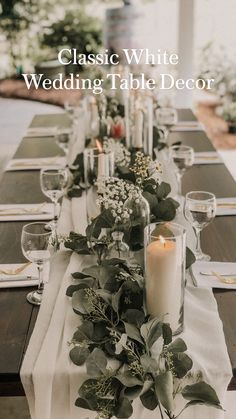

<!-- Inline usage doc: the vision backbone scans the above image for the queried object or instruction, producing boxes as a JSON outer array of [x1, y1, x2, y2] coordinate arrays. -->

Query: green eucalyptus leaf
[[172, 352, 193, 378], [73, 321, 94, 343], [115, 397, 133, 418], [123, 322, 143, 344], [162, 323, 172, 345], [168, 338, 187, 353], [182, 381, 222, 407], [72, 271, 91, 279], [124, 385, 143, 400], [140, 386, 159, 410], [112, 285, 124, 313], [64, 232, 90, 255], [153, 198, 176, 221], [86, 348, 107, 377], [155, 371, 174, 412], [66, 283, 89, 297], [86, 209, 114, 239], [156, 182, 171, 199], [67, 186, 83, 199], [95, 289, 112, 305], [140, 355, 158, 373], [116, 370, 143, 387], [122, 309, 145, 328], [72, 289, 93, 315], [186, 247, 196, 269], [142, 191, 158, 212], [183, 400, 223, 411], [146, 319, 163, 349], [70, 346, 90, 366], [75, 397, 94, 411]]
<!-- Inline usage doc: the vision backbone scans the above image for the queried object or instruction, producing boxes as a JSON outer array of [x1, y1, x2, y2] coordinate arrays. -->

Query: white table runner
[[21, 121, 232, 419], [21, 192, 232, 419]]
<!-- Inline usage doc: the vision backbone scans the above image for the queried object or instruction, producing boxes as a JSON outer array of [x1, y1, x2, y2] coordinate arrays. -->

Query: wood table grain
[[0, 110, 235, 396]]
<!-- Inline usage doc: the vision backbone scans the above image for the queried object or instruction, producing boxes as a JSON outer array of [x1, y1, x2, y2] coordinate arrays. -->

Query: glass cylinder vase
[[83, 148, 114, 223], [123, 190, 150, 254], [144, 222, 186, 335]]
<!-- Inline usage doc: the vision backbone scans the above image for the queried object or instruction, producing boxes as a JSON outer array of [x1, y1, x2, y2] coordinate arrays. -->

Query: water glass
[[40, 167, 69, 228], [170, 145, 195, 197], [21, 222, 55, 305], [155, 107, 178, 142], [184, 191, 216, 261]]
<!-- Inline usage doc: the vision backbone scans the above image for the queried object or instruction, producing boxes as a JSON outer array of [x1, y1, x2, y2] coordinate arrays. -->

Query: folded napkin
[[0, 203, 54, 221], [0, 262, 50, 288], [194, 151, 222, 165], [216, 197, 236, 216], [6, 157, 66, 171], [171, 121, 203, 132], [25, 127, 58, 138], [191, 261, 236, 289]]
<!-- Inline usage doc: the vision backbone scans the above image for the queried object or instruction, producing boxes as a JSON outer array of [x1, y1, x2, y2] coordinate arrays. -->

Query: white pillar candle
[[133, 109, 143, 149], [145, 237, 182, 331], [97, 153, 107, 178], [124, 95, 131, 149], [147, 95, 153, 156]]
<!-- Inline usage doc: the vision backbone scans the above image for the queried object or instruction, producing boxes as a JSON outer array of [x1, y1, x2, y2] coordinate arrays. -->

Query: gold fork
[[212, 271, 236, 285], [0, 261, 32, 276]]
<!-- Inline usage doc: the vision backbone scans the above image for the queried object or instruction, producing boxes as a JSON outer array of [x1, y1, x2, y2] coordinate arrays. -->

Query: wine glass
[[21, 222, 55, 305], [40, 167, 69, 229], [170, 145, 195, 198], [184, 191, 216, 261], [155, 107, 178, 142], [55, 128, 72, 155]]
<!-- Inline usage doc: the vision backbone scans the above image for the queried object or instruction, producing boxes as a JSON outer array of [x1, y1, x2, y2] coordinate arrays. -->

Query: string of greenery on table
[[63, 133, 222, 418]]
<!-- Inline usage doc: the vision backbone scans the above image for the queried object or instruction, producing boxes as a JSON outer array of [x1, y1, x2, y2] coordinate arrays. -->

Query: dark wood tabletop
[[0, 109, 235, 397]]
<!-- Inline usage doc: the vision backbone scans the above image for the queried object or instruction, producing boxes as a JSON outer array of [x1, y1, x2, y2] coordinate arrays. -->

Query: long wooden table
[[0, 110, 235, 397]]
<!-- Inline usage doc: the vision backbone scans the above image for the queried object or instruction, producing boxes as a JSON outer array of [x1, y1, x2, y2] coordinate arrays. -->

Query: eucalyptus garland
[[65, 99, 221, 418], [66, 257, 222, 419]]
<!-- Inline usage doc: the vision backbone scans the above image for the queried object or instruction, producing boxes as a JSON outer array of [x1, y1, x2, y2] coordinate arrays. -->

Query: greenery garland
[[65, 100, 221, 418], [66, 257, 222, 419]]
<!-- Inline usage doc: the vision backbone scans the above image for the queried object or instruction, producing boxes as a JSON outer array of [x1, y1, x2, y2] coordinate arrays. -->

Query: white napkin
[[0, 203, 54, 221], [25, 127, 58, 138], [171, 121, 203, 132], [0, 262, 49, 288], [216, 197, 236, 216], [6, 157, 66, 171], [194, 151, 222, 165], [191, 261, 236, 289]]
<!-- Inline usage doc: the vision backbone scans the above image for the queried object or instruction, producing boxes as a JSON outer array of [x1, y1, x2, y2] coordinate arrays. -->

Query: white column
[[176, 0, 194, 108]]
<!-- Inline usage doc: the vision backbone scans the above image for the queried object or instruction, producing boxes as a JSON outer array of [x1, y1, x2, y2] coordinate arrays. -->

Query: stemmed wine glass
[[21, 222, 55, 305], [170, 145, 195, 198], [40, 167, 69, 230], [184, 191, 216, 261], [55, 128, 72, 156], [155, 107, 178, 142]]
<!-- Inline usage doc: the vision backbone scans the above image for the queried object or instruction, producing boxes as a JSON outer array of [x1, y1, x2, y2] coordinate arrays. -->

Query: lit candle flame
[[96, 139, 103, 153], [159, 235, 166, 247]]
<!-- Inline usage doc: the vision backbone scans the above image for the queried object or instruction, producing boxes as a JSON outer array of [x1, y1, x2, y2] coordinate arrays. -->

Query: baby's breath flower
[[103, 138, 131, 167]]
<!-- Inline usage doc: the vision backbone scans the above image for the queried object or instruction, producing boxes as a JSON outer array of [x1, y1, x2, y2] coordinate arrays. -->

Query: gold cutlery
[[217, 203, 236, 208], [0, 203, 48, 216], [211, 271, 236, 285], [11, 157, 61, 167], [200, 271, 236, 277], [0, 261, 32, 276]]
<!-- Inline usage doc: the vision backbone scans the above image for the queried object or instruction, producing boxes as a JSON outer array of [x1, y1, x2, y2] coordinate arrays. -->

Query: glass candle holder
[[84, 148, 114, 223], [144, 222, 186, 335], [83, 148, 114, 188]]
